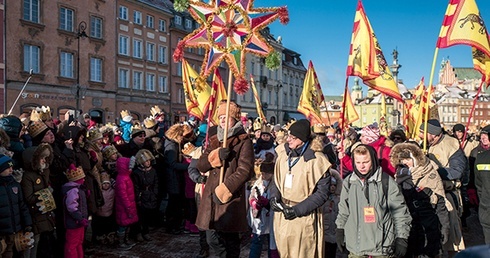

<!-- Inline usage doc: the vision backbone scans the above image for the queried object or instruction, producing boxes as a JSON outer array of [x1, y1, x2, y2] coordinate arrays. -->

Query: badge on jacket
[[364, 206, 375, 223], [12, 187, 18, 195], [36, 179, 41, 184]]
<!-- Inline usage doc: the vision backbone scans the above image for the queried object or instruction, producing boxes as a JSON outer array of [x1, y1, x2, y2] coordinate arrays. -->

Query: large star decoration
[[173, 0, 288, 94]]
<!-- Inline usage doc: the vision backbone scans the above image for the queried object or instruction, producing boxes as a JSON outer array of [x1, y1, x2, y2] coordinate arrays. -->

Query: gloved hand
[[218, 148, 231, 161], [270, 197, 284, 212], [393, 238, 408, 257], [283, 206, 297, 220], [256, 196, 269, 208], [89, 150, 98, 163], [467, 188, 479, 206], [79, 218, 89, 227], [24, 226, 33, 233], [196, 175, 207, 184], [336, 229, 345, 252], [249, 198, 261, 210]]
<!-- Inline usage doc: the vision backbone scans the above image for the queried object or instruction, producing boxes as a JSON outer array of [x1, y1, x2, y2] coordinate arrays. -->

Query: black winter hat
[[453, 124, 465, 133], [0, 154, 13, 174], [420, 119, 442, 136], [481, 125, 490, 135], [289, 119, 311, 142], [0, 116, 22, 139]]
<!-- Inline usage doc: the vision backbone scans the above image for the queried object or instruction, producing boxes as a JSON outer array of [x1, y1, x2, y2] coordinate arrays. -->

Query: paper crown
[[253, 118, 263, 131], [135, 149, 155, 166], [30, 106, 52, 122], [182, 142, 197, 157], [131, 122, 145, 137], [150, 105, 164, 117], [14, 231, 34, 252], [143, 116, 157, 129], [285, 120, 296, 130], [65, 164, 85, 182], [260, 124, 272, 134], [102, 145, 119, 160], [120, 110, 132, 122], [28, 121, 48, 138], [312, 123, 327, 134], [275, 130, 285, 139], [87, 129, 103, 142], [100, 172, 111, 184]]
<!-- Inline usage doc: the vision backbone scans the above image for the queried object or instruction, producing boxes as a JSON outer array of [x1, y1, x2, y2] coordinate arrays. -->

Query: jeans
[[249, 233, 270, 258]]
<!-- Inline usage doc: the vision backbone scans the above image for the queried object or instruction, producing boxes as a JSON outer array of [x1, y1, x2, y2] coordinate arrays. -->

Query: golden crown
[[120, 110, 131, 118], [260, 124, 272, 134], [65, 165, 85, 182], [253, 118, 263, 131], [312, 123, 327, 134], [150, 105, 164, 117], [28, 121, 48, 138], [29, 106, 52, 122], [87, 129, 103, 142], [143, 116, 157, 129], [276, 130, 286, 138]]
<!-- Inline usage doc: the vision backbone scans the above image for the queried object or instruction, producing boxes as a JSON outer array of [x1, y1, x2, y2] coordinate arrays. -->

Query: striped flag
[[297, 61, 325, 124], [206, 69, 228, 126], [339, 86, 359, 129], [250, 75, 267, 123]]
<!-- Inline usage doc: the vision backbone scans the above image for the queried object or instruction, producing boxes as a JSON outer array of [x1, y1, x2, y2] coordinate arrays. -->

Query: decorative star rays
[[173, 0, 288, 94]]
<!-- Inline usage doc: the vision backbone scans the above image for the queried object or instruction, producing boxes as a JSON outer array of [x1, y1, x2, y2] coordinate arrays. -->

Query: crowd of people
[[0, 100, 488, 258]]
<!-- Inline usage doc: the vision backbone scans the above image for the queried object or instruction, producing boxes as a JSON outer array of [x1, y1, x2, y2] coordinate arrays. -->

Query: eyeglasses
[[393, 137, 402, 140], [287, 135, 298, 140]]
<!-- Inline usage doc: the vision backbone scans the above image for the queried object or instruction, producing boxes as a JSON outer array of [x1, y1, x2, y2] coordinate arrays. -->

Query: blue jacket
[[0, 175, 32, 235]]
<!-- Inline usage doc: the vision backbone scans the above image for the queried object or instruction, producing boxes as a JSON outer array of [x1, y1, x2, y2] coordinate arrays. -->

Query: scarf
[[217, 121, 244, 142]]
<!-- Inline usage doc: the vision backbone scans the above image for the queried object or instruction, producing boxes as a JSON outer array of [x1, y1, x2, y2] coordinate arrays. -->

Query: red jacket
[[115, 157, 138, 226]]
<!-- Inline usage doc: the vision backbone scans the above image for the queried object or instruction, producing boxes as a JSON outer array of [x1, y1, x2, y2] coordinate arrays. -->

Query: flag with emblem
[[182, 60, 211, 120], [297, 61, 325, 124], [250, 75, 267, 123], [346, 0, 403, 101], [437, 0, 490, 85], [404, 77, 425, 137], [206, 68, 228, 126], [339, 86, 359, 129], [413, 84, 438, 139]]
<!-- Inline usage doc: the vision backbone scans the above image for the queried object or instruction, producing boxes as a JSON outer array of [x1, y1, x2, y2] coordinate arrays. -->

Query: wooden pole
[[219, 69, 234, 184], [423, 47, 439, 153]]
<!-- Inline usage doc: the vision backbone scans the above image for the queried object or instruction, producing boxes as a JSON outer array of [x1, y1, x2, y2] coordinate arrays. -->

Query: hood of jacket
[[390, 142, 426, 168], [22, 143, 53, 172]]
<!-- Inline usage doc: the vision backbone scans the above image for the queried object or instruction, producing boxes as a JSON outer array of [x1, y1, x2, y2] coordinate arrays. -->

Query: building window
[[158, 46, 167, 64], [146, 73, 155, 91], [118, 69, 129, 88], [147, 15, 154, 28], [59, 7, 74, 32], [119, 6, 128, 20], [146, 42, 155, 61], [251, 62, 255, 75], [176, 62, 182, 76], [159, 76, 168, 93], [177, 88, 184, 104], [90, 16, 103, 39], [118, 35, 129, 55], [174, 16, 182, 25], [60, 51, 74, 78], [133, 71, 142, 90], [185, 19, 192, 29], [133, 39, 142, 58], [23, 0, 39, 23], [159, 19, 166, 32], [133, 11, 142, 25], [90, 57, 103, 82], [23, 44, 40, 73]]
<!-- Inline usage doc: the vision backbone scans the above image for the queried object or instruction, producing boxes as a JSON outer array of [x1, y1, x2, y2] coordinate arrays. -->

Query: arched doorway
[[89, 109, 105, 125]]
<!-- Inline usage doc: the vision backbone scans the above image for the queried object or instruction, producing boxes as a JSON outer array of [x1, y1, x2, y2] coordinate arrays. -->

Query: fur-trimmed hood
[[22, 143, 54, 172], [389, 142, 425, 167], [310, 135, 326, 152], [165, 124, 185, 144]]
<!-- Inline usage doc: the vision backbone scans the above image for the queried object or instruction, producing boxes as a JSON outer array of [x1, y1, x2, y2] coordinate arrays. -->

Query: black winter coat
[[0, 175, 32, 235], [131, 167, 159, 209]]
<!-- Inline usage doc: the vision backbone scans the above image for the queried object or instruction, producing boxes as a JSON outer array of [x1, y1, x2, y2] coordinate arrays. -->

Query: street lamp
[[275, 83, 282, 124], [76, 21, 88, 115]]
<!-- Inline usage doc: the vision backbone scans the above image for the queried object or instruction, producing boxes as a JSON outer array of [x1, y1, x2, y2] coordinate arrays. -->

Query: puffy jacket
[[62, 181, 88, 229], [114, 157, 138, 226], [0, 175, 32, 235]]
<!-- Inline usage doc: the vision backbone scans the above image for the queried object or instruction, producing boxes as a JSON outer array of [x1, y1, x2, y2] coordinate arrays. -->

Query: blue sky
[[255, 0, 490, 96]]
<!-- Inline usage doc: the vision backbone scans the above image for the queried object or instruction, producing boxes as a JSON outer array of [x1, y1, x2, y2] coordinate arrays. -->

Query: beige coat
[[273, 143, 331, 258]]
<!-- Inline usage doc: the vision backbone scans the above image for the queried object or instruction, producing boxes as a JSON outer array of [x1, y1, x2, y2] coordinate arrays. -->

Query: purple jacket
[[96, 187, 115, 217], [115, 157, 138, 226], [62, 181, 88, 229]]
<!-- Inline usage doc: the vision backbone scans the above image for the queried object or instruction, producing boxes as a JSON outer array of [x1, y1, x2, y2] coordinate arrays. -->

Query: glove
[[336, 229, 345, 252], [24, 226, 33, 233], [89, 150, 98, 163], [256, 196, 269, 207], [212, 193, 223, 205], [270, 197, 284, 212], [196, 175, 207, 184], [467, 188, 479, 206], [393, 238, 408, 257], [79, 218, 89, 227], [218, 148, 231, 161], [283, 206, 297, 220]]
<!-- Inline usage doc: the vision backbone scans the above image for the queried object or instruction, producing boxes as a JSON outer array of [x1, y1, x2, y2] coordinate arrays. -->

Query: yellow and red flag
[[339, 85, 359, 129], [206, 69, 228, 126], [297, 61, 325, 124], [404, 77, 425, 137], [250, 75, 267, 123], [413, 84, 437, 139], [182, 60, 211, 120], [346, 0, 403, 101], [437, 0, 490, 85]]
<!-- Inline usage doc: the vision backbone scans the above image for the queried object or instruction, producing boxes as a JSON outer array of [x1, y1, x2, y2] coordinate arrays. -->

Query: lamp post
[[275, 83, 282, 124], [76, 21, 88, 114]]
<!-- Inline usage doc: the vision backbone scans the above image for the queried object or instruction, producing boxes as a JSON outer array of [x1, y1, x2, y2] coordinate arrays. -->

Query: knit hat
[[65, 164, 85, 182], [453, 124, 465, 133], [100, 172, 111, 184], [360, 124, 380, 143], [0, 116, 22, 139], [102, 145, 119, 160], [28, 121, 49, 138], [87, 129, 103, 142], [217, 100, 241, 121], [420, 119, 442, 135], [288, 119, 311, 142], [113, 135, 123, 142], [481, 125, 490, 135], [0, 154, 14, 173]]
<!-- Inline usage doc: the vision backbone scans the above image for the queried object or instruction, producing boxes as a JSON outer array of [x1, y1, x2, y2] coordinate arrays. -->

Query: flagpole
[[339, 77, 350, 178], [423, 47, 439, 152], [462, 80, 485, 148], [322, 99, 332, 125], [219, 69, 234, 184]]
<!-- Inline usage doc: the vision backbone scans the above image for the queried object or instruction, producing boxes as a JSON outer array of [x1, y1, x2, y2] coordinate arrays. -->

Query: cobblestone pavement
[[86, 209, 485, 258]]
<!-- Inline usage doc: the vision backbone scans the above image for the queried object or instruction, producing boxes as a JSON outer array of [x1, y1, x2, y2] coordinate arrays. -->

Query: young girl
[[62, 164, 88, 258], [114, 157, 138, 249], [93, 172, 117, 246], [131, 149, 158, 241]]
